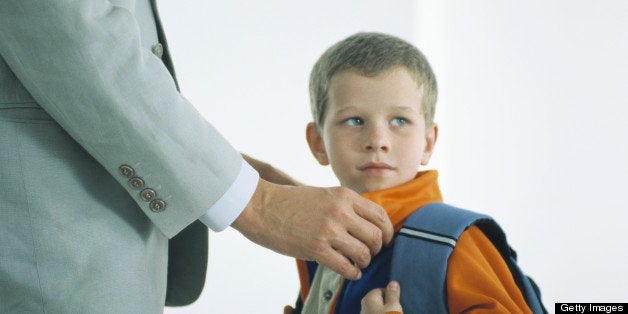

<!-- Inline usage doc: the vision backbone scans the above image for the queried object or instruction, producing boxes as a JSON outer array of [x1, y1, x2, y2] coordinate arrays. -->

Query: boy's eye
[[343, 117, 364, 126], [391, 117, 408, 126]]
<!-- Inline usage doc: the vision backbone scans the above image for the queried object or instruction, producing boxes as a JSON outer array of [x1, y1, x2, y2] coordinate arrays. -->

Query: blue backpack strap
[[476, 222, 546, 314], [390, 202, 490, 313], [390, 202, 546, 314]]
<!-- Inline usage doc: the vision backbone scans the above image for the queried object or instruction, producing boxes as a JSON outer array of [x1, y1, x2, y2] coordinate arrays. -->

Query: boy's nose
[[365, 143, 389, 152], [363, 126, 390, 153]]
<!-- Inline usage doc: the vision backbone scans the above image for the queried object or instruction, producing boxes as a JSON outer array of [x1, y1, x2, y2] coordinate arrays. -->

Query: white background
[[160, 1, 628, 313]]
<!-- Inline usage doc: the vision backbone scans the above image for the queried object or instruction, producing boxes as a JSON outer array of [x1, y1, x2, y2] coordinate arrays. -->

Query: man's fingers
[[234, 183, 390, 281], [316, 247, 362, 280], [353, 194, 394, 248], [346, 213, 386, 257], [322, 187, 391, 273], [330, 229, 372, 269]]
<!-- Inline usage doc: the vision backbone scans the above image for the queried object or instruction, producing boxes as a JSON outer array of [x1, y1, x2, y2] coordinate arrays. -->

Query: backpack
[[391, 202, 547, 313]]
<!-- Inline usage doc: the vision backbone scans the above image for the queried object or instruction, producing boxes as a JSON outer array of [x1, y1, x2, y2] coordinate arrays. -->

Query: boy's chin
[[352, 179, 407, 195]]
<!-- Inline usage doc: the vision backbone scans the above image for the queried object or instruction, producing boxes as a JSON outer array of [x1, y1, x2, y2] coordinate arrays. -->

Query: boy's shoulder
[[392, 202, 546, 313]]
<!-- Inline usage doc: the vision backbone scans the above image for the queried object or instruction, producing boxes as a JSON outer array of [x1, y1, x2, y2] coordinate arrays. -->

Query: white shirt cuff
[[199, 160, 259, 232]]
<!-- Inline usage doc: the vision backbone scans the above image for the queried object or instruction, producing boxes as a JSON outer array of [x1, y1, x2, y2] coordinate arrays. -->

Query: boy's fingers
[[384, 281, 403, 312], [360, 288, 385, 314]]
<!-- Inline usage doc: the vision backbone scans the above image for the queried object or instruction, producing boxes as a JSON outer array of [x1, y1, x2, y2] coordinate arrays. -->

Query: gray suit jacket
[[0, 0, 240, 312]]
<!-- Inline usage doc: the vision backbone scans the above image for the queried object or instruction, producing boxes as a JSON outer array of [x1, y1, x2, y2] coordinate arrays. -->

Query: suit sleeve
[[446, 226, 532, 313], [0, 1, 245, 238]]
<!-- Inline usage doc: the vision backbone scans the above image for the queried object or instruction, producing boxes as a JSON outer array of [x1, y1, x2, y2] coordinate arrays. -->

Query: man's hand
[[232, 178, 393, 280], [361, 281, 403, 314]]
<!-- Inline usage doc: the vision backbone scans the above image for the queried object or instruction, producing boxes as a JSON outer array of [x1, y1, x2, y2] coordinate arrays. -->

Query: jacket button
[[150, 199, 166, 213], [323, 290, 333, 301], [152, 43, 164, 58], [140, 188, 156, 202], [119, 165, 135, 178], [128, 177, 145, 190]]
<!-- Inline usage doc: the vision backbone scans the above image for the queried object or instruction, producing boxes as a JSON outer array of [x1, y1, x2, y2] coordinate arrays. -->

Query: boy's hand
[[232, 179, 393, 280], [361, 281, 403, 314]]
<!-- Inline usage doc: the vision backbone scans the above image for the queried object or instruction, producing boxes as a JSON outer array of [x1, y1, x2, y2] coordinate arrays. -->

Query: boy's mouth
[[358, 162, 395, 175]]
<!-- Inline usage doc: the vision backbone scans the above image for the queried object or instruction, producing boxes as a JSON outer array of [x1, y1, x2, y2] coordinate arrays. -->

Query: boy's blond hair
[[309, 32, 438, 129]]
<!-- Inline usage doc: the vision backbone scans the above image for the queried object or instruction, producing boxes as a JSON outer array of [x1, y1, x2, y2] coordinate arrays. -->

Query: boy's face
[[307, 67, 438, 194]]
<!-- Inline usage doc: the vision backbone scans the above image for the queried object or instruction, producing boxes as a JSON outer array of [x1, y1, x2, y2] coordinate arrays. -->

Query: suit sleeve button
[[152, 43, 164, 58], [128, 177, 145, 190], [149, 199, 166, 213], [140, 188, 156, 202], [119, 165, 135, 178]]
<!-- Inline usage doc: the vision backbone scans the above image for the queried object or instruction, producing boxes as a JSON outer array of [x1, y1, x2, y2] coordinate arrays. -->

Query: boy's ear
[[306, 122, 330, 166], [421, 123, 439, 165]]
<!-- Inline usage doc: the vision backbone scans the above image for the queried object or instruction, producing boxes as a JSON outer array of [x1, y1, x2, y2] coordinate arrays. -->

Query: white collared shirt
[[199, 160, 259, 231]]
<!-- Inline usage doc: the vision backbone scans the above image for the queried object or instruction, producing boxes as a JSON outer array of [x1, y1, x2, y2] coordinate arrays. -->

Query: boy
[[292, 32, 534, 313]]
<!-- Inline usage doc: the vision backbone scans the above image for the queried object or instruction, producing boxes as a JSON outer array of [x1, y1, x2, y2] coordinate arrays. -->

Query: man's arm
[[0, 0, 238, 237], [0, 1, 393, 278]]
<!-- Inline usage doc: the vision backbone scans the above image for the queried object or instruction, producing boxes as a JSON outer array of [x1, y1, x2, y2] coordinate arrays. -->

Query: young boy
[[292, 32, 535, 313]]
